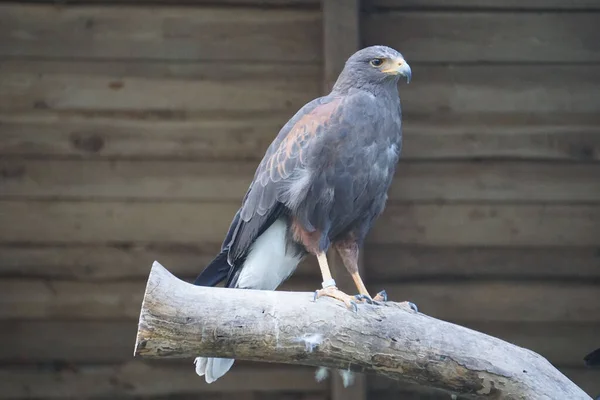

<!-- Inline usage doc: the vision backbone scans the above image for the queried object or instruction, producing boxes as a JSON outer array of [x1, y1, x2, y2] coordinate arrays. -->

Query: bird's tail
[[194, 356, 235, 383], [192, 250, 236, 383], [193, 249, 231, 287], [192, 217, 303, 384]]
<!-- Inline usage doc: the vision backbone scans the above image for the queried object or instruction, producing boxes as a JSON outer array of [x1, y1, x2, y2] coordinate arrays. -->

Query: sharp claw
[[408, 302, 419, 313], [373, 290, 388, 302], [313, 290, 318, 302], [350, 301, 358, 313], [354, 294, 373, 304]]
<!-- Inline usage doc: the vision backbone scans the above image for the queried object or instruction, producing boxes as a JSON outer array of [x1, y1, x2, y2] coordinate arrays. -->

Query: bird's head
[[332, 45, 411, 94], [343, 45, 411, 85]]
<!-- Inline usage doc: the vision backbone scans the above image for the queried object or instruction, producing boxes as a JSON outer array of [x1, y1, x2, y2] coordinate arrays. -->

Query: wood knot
[[570, 144, 596, 161], [33, 100, 49, 109], [108, 81, 124, 90], [0, 164, 25, 179], [70, 132, 105, 153]]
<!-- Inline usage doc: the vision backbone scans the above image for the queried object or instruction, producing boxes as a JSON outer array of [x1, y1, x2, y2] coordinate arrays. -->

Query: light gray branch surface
[[134, 261, 591, 400]]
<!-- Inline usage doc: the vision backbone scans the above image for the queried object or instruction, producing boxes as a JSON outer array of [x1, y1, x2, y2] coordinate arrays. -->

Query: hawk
[[193, 45, 412, 382]]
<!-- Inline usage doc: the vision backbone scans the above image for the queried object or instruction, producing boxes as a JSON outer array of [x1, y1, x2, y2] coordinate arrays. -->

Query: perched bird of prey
[[193, 45, 412, 383]]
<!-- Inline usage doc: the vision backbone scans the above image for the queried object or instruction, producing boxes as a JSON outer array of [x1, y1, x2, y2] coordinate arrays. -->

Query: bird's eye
[[370, 58, 384, 67]]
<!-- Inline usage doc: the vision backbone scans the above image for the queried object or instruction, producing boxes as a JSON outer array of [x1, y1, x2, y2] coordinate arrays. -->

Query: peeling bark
[[134, 261, 591, 400]]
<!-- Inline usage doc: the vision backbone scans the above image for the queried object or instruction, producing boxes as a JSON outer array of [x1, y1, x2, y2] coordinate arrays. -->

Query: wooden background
[[1, 0, 599, 399]]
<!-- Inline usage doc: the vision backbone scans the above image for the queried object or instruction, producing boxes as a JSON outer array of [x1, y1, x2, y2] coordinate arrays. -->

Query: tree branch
[[134, 261, 591, 400]]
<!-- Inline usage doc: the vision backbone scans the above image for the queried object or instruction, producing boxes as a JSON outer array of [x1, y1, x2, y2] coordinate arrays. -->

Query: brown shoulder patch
[[268, 98, 341, 181]]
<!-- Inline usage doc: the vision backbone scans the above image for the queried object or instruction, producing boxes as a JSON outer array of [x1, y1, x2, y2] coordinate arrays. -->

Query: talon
[[354, 294, 373, 304], [408, 301, 418, 313], [313, 290, 319, 302], [315, 286, 359, 311], [373, 290, 387, 302]]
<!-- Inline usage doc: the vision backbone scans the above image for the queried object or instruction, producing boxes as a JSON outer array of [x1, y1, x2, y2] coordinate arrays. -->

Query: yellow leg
[[350, 271, 386, 302], [314, 252, 357, 310], [335, 241, 387, 303], [350, 271, 370, 297], [316, 252, 333, 284]]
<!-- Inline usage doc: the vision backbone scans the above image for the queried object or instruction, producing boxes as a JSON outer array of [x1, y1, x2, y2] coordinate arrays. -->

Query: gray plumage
[[233, 45, 407, 262], [193, 45, 411, 383]]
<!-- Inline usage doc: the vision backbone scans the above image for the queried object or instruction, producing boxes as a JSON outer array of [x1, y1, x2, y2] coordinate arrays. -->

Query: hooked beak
[[382, 58, 412, 83], [398, 61, 411, 83]]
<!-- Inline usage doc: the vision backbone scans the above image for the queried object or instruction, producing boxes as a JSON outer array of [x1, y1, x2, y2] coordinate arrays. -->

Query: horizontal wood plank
[[2, 278, 598, 322], [0, 60, 320, 115], [2, 61, 600, 117], [371, 368, 600, 399], [1, 321, 138, 363], [371, 0, 600, 9], [2, 244, 600, 281], [0, 361, 325, 399], [0, 4, 321, 62], [4, 5, 600, 63], [372, 204, 600, 246], [2, 320, 597, 367], [0, 201, 238, 244], [9, 0, 600, 10], [110, 394, 328, 400], [40, 0, 320, 4], [0, 160, 254, 201], [0, 243, 318, 280], [364, 282, 600, 323], [1, 201, 599, 246], [402, 117, 600, 161], [56, 0, 319, 4], [369, 387, 458, 400], [0, 243, 220, 280], [2, 114, 599, 161], [463, 322, 600, 369], [2, 159, 600, 202], [364, 11, 600, 62], [399, 65, 600, 115], [561, 369, 600, 398], [365, 245, 600, 280], [0, 114, 285, 160]]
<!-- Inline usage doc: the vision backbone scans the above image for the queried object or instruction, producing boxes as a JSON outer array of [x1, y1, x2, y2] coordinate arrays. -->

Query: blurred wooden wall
[[1, 0, 599, 399]]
